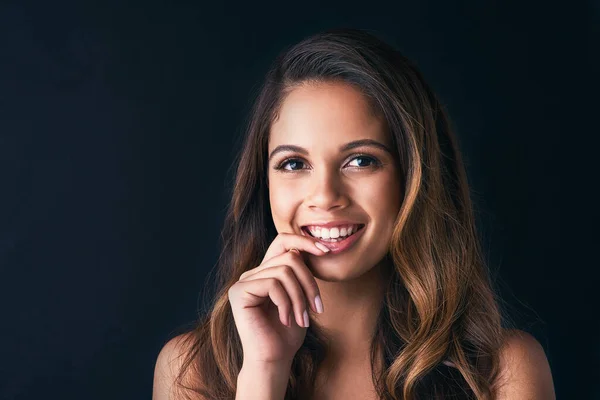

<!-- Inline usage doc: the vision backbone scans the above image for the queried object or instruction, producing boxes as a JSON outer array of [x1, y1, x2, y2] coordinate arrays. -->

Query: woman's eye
[[276, 155, 380, 172], [347, 156, 378, 168], [278, 159, 306, 171]]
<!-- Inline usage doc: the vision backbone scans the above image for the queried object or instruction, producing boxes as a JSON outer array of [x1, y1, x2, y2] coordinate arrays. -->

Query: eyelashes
[[273, 154, 383, 173]]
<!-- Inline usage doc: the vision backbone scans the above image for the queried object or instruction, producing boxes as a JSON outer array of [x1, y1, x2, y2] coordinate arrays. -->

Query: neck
[[310, 257, 392, 363]]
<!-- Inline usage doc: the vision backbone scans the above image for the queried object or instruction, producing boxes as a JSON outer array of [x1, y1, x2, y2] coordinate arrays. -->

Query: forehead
[[269, 81, 389, 151]]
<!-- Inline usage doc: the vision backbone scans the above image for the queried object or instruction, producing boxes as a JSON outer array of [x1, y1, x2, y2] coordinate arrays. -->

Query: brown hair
[[169, 28, 509, 399]]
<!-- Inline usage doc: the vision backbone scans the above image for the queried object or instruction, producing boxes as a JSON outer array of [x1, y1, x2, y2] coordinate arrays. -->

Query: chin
[[307, 258, 375, 282]]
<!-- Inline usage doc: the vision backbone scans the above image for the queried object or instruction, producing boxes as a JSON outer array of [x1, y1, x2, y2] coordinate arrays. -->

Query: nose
[[304, 168, 350, 211]]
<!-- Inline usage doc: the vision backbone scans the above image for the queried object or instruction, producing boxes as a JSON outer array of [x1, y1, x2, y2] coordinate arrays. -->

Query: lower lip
[[305, 226, 366, 255]]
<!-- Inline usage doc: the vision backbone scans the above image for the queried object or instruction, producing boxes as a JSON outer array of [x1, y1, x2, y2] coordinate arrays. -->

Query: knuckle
[[267, 277, 280, 289], [286, 251, 302, 265], [280, 265, 295, 279], [275, 232, 289, 241]]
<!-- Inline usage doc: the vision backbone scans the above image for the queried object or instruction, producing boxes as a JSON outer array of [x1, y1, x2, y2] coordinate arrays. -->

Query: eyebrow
[[268, 139, 393, 163]]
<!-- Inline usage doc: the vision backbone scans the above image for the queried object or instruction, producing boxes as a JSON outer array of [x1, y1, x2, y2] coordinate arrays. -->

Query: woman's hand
[[227, 232, 329, 365]]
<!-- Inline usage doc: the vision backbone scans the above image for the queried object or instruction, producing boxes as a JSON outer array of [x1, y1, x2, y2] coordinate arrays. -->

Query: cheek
[[358, 173, 402, 214], [363, 175, 401, 249], [269, 183, 298, 227]]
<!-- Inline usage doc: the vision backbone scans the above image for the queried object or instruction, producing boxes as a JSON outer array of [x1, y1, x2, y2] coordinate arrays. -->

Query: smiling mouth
[[301, 224, 366, 242]]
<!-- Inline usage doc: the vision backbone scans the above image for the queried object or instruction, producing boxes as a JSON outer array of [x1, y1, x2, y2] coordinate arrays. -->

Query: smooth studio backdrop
[[1, 1, 598, 399]]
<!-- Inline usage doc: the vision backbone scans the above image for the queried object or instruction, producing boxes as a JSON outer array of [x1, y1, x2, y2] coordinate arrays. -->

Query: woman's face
[[267, 81, 402, 281]]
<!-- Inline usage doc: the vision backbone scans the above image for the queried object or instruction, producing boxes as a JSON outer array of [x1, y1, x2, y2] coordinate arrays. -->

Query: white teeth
[[306, 224, 361, 239]]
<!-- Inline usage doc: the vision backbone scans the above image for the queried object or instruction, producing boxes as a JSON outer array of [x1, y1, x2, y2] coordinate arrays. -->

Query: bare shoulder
[[495, 328, 556, 399], [152, 332, 195, 400]]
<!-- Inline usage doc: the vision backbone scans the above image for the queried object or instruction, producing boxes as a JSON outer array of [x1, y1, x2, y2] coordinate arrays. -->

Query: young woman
[[153, 28, 555, 399]]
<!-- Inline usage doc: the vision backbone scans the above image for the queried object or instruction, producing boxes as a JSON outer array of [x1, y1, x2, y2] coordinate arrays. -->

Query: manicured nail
[[314, 242, 330, 252], [314, 294, 324, 314], [303, 310, 310, 328]]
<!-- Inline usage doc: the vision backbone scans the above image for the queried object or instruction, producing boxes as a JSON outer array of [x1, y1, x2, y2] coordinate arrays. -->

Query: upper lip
[[301, 221, 365, 229]]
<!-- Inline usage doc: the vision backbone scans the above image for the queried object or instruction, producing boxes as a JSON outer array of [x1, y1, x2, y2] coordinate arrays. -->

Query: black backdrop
[[1, 1, 598, 399]]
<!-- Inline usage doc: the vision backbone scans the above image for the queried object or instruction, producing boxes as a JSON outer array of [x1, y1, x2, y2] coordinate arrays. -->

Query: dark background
[[1, 1, 598, 399]]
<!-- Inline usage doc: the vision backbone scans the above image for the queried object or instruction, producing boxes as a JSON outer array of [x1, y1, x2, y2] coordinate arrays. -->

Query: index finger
[[262, 232, 330, 264]]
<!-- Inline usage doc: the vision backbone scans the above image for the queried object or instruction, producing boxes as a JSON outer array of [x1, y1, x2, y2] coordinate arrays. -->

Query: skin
[[152, 81, 555, 399], [264, 80, 556, 399], [267, 81, 401, 386]]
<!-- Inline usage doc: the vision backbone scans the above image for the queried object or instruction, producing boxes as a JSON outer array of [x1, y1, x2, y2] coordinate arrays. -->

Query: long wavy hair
[[169, 28, 510, 399]]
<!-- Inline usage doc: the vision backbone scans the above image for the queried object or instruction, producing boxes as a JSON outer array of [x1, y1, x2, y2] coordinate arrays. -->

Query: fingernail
[[303, 310, 310, 328], [314, 294, 324, 314], [314, 242, 330, 252]]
